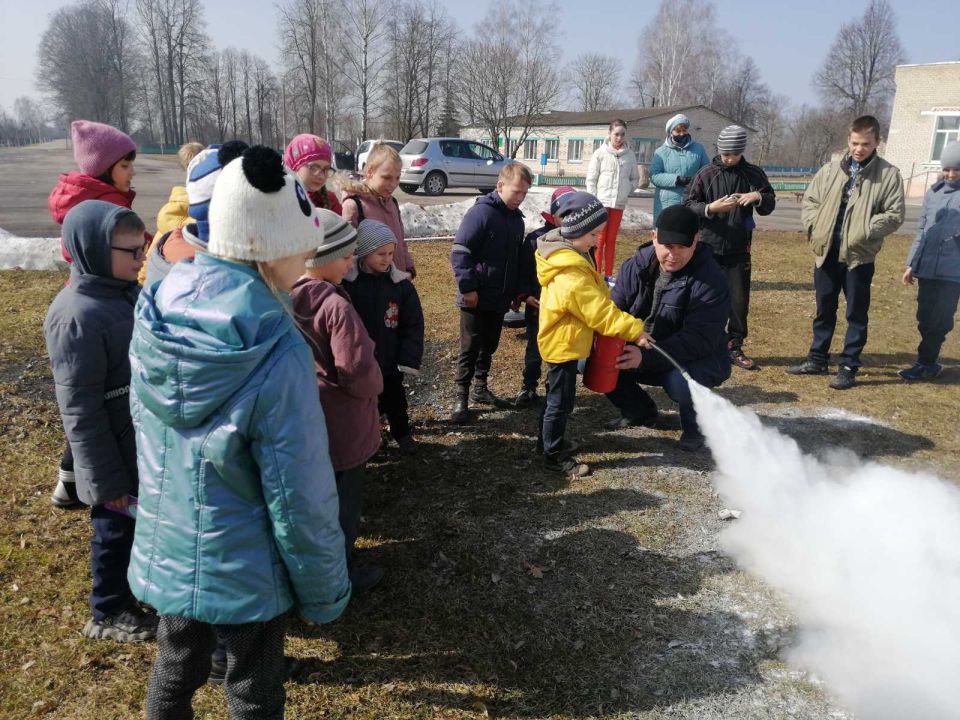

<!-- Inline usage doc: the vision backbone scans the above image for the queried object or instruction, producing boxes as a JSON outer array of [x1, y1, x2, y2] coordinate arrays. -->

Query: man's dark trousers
[[606, 367, 700, 436], [456, 308, 505, 390], [809, 244, 875, 369]]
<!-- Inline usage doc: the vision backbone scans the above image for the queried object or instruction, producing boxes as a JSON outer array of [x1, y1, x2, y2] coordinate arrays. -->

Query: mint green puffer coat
[[127, 253, 351, 624]]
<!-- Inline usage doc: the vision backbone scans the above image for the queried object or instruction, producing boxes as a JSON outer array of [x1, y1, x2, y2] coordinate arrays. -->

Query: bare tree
[[454, 0, 561, 157], [37, 0, 138, 129], [569, 53, 621, 112], [813, 0, 905, 117], [633, 0, 716, 107], [337, 0, 389, 141]]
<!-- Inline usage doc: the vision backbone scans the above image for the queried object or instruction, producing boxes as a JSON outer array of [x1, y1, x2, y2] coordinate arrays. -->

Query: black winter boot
[[450, 390, 471, 424], [471, 381, 511, 408]]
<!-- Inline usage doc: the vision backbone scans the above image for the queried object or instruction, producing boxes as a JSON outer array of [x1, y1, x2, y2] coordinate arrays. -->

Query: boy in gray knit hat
[[343, 220, 425, 456], [683, 124, 775, 370]]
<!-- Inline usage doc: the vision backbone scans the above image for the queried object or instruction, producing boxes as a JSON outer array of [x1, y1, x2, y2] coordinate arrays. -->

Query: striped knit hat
[[717, 125, 747, 154], [187, 141, 249, 242], [355, 219, 397, 259], [305, 209, 358, 266], [556, 191, 608, 239]]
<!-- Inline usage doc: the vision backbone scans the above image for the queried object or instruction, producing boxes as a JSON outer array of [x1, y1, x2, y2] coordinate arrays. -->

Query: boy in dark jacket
[[344, 220, 425, 454], [450, 163, 533, 422], [683, 125, 775, 370], [514, 185, 576, 406], [606, 205, 732, 451], [43, 200, 157, 642]]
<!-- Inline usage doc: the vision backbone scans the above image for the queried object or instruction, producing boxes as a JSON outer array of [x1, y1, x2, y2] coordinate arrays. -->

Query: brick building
[[459, 105, 749, 181], [885, 60, 960, 198]]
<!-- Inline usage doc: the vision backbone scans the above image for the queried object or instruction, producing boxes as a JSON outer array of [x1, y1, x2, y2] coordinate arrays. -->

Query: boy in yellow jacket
[[536, 192, 646, 477]]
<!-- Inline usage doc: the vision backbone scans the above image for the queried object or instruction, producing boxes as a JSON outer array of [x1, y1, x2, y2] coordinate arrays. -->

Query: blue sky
[[1, 0, 956, 115]]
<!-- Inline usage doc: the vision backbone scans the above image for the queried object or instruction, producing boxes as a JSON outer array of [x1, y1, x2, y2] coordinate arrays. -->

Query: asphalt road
[[0, 142, 920, 237]]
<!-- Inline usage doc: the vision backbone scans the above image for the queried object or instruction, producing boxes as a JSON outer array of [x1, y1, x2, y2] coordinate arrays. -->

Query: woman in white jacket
[[586, 119, 640, 276]]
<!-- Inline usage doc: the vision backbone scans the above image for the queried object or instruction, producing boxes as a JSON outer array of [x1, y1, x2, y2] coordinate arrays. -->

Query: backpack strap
[[342, 194, 365, 223]]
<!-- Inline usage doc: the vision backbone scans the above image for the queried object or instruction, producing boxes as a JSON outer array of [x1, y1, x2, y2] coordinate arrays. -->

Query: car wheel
[[423, 171, 447, 196], [399, 184, 419, 195]]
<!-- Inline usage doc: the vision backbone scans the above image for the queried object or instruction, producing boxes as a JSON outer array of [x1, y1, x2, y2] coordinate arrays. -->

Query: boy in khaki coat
[[789, 115, 905, 390]]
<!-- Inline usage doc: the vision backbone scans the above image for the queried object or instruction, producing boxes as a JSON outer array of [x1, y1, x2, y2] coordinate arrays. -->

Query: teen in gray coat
[[899, 141, 960, 381], [43, 199, 157, 643]]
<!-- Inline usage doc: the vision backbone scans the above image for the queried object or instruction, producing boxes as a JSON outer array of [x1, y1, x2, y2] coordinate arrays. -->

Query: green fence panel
[[535, 174, 586, 187]]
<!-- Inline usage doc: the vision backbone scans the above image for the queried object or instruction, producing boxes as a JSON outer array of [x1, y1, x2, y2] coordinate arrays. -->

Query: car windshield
[[401, 140, 429, 155], [388, 142, 404, 152]]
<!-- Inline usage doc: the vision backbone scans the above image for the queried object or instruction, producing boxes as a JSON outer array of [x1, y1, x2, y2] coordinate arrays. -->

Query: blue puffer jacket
[[613, 242, 731, 386], [450, 191, 526, 312], [907, 180, 960, 282], [650, 139, 710, 222], [127, 253, 351, 625]]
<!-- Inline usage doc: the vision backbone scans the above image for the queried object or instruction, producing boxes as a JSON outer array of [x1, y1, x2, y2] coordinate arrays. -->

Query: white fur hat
[[208, 146, 322, 262]]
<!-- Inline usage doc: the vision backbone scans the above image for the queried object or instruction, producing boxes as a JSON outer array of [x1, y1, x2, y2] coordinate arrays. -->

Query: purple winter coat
[[290, 278, 383, 471]]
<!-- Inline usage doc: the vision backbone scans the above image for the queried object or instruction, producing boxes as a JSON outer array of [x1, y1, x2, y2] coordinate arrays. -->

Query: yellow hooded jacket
[[155, 186, 192, 236], [535, 229, 643, 363]]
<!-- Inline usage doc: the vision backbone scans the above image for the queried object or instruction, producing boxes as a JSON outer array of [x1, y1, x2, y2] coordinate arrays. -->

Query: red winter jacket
[[48, 172, 138, 263]]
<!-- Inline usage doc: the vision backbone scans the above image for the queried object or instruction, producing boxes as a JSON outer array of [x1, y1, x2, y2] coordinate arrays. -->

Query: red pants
[[593, 207, 623, 277]]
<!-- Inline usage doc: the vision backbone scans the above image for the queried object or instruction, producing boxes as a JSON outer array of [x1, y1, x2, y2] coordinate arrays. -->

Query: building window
[[544, 138, 559, 160], [568, 139, 583, 162], [593, 138, 603, 153], [524, 138, 538, 159], [631, 137, 659, 163], [932, 115, 960, 163]]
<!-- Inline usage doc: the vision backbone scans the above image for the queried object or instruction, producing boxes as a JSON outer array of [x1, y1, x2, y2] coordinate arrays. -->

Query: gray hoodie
[[43, 200, 141, 505]]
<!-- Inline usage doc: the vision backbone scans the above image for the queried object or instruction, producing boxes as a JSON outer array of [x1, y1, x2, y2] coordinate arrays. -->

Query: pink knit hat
[[71, 120, 137, 178], [283, 134, 333, 172]]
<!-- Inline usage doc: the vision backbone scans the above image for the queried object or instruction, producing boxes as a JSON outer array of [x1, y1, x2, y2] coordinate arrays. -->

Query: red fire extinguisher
[[583, 334, 625, 393]]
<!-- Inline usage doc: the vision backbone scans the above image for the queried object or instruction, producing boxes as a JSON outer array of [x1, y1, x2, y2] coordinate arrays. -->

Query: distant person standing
[[898, 141, 960, 382], [788, 115, 905, 389], [649, 113, 710, 223], [586, 119, 640, 276]]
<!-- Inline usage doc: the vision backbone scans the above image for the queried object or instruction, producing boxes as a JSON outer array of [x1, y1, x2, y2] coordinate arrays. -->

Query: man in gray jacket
[[788, 115, 905, 389]]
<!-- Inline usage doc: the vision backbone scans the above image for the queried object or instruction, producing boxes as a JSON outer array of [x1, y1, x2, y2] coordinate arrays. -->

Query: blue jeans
[[90, 503, 136, 620], [538, 360, 579, 458], [606, 367, 700, 436], [810, 249, 875, 368]]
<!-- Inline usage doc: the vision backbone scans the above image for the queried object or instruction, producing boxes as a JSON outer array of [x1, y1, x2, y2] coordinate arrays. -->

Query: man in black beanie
[[605, 205, 732, 451]]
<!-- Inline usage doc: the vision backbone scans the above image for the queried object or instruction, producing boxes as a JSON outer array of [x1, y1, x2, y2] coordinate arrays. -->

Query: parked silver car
[[399, 137, 513, 196], [356, 139, 404, 172]]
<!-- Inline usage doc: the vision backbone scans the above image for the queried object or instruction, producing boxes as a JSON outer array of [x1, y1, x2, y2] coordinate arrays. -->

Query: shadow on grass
[[752, 280, 815, 292], [759, 412, 935, 459], [755, 353, 959, 369]]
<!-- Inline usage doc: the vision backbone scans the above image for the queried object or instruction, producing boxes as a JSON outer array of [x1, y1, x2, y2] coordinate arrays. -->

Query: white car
[[356, 140, 405, 172]]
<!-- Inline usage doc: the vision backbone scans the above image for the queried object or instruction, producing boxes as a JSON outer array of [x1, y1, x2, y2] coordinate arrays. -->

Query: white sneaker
[[51, 469, 82, 509]]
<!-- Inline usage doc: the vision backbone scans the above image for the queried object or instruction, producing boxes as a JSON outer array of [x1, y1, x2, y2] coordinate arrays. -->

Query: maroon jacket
[[290, 277, 383, 471]]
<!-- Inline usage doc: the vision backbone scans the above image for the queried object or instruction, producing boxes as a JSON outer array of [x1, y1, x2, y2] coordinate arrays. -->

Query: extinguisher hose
[[647, 342, 693, 382]]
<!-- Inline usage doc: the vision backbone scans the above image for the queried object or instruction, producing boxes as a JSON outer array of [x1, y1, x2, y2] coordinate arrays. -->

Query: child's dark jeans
[[522, 304, 542, 391], [538, 360, 579, 459], [916, 278, 960, 365], [379, 373, 411, 441], [90, 503, 136, 621]]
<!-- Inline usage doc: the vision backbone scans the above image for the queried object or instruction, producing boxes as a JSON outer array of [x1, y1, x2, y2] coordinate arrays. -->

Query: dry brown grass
[[0, 231, 956, 719]]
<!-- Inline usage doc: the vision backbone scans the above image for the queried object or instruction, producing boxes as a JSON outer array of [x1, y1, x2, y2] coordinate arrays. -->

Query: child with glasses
[[284, 134, 343, 214], [43, 200, 157, 643]]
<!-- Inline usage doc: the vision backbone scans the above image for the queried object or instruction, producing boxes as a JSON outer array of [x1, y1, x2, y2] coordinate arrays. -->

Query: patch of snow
[[0, 228, 64, 271], [400, 194, 652, 238]]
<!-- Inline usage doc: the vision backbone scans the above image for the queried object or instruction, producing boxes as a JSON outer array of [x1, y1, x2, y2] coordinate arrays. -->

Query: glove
[[676, 175, 691, 186]]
